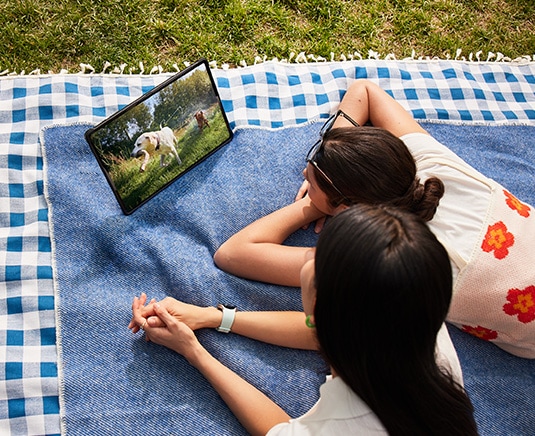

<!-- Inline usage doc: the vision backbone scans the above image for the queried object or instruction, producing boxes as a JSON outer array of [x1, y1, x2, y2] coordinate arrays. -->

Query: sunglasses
[[306, 110, 360, 201]]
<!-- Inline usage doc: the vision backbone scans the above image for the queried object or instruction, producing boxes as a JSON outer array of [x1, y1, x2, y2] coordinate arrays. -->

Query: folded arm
[[334, 79, 428, 137], [213, 197, 324, 287]]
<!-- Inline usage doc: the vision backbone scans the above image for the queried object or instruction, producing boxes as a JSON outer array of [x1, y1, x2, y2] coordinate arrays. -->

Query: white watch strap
[[216, 304, 236, 333]]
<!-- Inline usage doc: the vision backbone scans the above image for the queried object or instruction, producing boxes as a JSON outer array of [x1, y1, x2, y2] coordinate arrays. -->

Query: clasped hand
[[128, 293, 212, 361]]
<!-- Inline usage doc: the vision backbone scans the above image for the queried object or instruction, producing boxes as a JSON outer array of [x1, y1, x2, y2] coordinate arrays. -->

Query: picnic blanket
[[1, 58, 535, 435]]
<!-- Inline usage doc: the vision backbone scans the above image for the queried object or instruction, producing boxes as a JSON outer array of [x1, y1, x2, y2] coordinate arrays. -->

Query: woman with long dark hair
[[310, 205, 476, 435], [131, 204, 477, 435]]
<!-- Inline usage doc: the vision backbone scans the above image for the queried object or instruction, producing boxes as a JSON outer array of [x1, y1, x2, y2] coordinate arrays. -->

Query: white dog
[[131, 126, 182, 172]]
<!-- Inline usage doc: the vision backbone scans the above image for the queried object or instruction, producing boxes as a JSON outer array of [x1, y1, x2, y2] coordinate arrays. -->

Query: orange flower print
[[504, 190, 531, 218], [503, 285, 535, 324], [481, 221, 514, 259], [462, 325, 498, 341]]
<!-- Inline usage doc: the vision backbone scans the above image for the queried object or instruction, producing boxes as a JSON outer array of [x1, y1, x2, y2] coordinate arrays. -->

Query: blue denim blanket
[[42, 120, 535, 435]]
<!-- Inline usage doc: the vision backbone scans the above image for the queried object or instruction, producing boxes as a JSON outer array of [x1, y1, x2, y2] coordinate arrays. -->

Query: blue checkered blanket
[[1, 59, 535, 435]]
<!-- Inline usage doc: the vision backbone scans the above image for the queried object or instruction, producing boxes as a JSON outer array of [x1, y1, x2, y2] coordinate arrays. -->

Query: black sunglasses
[[306, 110, 360, 201]]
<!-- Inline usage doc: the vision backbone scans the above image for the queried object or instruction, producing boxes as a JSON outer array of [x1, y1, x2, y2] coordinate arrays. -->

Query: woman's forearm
[[231, 311, 318, 350], [199, 306, 318, 350], [214, 197, 323, 286], [139, 298, 318, 350], [189, 345, 291, 436]]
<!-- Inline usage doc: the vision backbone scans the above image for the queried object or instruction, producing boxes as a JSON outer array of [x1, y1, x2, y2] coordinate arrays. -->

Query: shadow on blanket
[[42, 122, 535, 435]]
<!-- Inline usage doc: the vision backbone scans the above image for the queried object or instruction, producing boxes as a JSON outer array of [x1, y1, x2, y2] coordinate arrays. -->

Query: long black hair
[[312, 126, 444, 221], [314, 204, 477, 435]]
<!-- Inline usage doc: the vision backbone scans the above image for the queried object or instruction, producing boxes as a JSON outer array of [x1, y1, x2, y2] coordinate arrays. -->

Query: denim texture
[[44, 122, 325, 435], [421, 122, 535, 205], [42, 121, 535, 435]]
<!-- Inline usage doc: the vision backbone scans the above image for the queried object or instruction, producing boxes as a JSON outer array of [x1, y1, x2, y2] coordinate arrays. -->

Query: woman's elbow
[[213, 244, 226, 268], [213, 241, 234, 272]]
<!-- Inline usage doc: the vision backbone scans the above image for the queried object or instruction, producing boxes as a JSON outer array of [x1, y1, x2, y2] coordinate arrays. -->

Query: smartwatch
[[216, 304, 237, 333]]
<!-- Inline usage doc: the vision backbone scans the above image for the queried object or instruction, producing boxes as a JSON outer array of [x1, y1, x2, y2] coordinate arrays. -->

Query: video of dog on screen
[[88, 63, 231, 212]]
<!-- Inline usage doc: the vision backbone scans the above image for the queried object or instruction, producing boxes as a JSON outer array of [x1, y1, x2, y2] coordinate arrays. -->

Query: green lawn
[[1, 0, 534, 73]]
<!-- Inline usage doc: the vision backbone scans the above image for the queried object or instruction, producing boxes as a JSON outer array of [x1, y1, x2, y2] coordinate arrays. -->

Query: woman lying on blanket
[[130, 204, 478, 435], [211, 79, 535, 359]]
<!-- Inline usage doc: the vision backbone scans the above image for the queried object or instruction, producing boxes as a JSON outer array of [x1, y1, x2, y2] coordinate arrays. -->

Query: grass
[[108, 107, 230, 212], [1, 0, 534, 73]]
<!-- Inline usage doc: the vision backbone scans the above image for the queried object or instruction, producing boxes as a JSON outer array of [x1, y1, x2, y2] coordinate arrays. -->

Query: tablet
[[85, 59, 233, 215]]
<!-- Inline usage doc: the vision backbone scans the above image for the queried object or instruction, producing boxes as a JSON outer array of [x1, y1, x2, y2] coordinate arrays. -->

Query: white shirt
[[401, 132, 492, 283], [266, 323, 462, 435], [266, 376, 387, 436], [436, 322, 463, 385]]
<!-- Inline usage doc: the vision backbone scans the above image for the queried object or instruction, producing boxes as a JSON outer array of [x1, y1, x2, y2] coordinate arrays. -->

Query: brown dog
[[194, 110, 210, 131]]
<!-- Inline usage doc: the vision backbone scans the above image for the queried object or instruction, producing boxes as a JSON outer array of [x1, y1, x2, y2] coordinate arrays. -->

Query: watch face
[[223, 304, 236, 310]]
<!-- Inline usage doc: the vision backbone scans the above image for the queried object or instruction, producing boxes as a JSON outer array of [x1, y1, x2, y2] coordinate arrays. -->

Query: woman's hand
[[294, 178, 310, 202], [130, 295, 202, 361], [141, 301, 202, 361], [294, 176, 327, 233], [128, 293, 221, 334]]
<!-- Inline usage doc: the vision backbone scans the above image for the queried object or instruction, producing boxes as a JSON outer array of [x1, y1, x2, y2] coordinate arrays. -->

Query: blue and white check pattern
[[0, 59, 534, 435]]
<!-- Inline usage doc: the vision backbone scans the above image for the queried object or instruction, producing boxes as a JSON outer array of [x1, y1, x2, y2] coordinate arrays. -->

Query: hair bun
[[415, 177, 445, 221]]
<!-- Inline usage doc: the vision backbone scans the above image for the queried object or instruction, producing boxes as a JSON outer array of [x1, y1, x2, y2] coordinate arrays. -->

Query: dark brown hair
[[314, 204, 477, 435], [312, 126, 444, 221]]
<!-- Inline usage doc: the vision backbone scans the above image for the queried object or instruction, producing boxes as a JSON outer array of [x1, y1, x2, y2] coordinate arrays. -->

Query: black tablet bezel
[[85, 58, 233, 215]]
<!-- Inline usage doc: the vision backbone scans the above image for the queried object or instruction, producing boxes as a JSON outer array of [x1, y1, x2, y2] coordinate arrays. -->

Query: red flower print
[[504, 190, 531, 218], [481, 221, 514, 259], [503, 285, 535, 324], [462, 325, 498, 341]]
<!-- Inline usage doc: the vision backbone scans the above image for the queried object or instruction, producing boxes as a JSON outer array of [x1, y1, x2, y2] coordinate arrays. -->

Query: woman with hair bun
[[212, 79, 535, 358], [213, 81, 446, 289]]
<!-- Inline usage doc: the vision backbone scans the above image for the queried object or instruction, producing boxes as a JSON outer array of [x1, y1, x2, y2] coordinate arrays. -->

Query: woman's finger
[[147, 315, 165, 328], [131, 297, 149, 329], [153, 303, 175, 326], [295, 179, 309, 202]]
